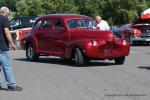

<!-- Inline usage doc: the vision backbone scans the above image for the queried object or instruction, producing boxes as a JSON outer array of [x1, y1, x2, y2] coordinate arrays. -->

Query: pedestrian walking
[[0, 6, 22, 91]]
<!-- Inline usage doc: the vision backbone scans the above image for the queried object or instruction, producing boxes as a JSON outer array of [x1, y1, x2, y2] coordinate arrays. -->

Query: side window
[[54, 20, 64, 29], [34, 20, 42, 29], [10, 19, 21, 27], [67, 20, 77, 28], [42, 20, 52, 29], [76, 19, 84, 27]]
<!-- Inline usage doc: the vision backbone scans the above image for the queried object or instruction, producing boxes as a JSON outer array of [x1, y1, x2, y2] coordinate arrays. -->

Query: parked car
[[119, 24, 141, 45], [10, 16, 37, 30], [110, 25, 123, 38], [131, 14, 150, 45], [10, 16, 37, 48], [21, 14, 130, 66], [120, 14, 150, 45], [17, 28, 31, 41]]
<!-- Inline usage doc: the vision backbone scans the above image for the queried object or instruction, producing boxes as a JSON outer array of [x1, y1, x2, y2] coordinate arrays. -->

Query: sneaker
[[7, 86, 23, 91]]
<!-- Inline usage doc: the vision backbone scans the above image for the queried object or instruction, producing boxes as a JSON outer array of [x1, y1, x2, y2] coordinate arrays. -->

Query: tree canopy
[[0, 0, 149, 24]]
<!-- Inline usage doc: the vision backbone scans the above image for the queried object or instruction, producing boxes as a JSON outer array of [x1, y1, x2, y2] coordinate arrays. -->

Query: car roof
[[38, 14, 92, 20], [13, 16, 37, 19], [10, 16, 37, 21]]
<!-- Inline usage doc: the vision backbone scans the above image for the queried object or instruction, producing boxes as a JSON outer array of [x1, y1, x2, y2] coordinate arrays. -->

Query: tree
[[16, 0, 28, 16], [74, 0, 101, 18], [41, 0, 79, 14], [1, 0, 148, 24], [16, 0, 43, 16], [26, 0, 43, 16], [0, 0, 17, 11], [101, 0, 147, 24]]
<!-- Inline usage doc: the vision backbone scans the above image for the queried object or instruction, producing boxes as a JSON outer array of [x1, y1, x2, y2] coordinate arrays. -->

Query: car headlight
[[123, 40, 127, 45], [93, 40, 98, 46]]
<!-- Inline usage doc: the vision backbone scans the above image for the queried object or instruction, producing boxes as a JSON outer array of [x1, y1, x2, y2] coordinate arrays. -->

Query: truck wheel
[[115, 57, 125, 65], [26, 44, 39, 61], [74, 48, 85, 66]]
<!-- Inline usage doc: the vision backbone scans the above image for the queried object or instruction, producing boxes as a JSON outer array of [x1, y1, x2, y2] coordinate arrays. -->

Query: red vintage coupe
[[21, 14, 130, 66]]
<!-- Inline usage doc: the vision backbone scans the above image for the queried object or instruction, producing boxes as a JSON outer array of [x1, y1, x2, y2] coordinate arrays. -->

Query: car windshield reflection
[[67, 19, 96, 29]]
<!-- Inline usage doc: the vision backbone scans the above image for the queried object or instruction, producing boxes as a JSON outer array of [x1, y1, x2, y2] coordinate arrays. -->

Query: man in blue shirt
[[0, 7, 22, 91]]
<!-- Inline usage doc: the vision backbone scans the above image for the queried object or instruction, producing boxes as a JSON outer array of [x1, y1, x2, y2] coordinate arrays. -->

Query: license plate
[[103, 49, 112, 53]]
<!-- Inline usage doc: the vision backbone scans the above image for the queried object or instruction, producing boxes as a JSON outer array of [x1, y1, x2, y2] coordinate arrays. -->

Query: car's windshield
[[67, 19, 96, 29]]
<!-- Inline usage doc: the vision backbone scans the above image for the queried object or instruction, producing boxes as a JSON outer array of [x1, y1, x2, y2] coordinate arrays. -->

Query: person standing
[[0, 6, 22, 91], [95, 16, 110, 31]]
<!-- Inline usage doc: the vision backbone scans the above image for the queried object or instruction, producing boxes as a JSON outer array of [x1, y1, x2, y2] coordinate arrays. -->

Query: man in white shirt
[[95, 16, 110, 31]]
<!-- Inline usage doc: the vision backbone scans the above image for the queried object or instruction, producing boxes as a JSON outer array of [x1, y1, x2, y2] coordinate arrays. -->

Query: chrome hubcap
[[75, 52, 78, 63], [27, 47, 34, 59]]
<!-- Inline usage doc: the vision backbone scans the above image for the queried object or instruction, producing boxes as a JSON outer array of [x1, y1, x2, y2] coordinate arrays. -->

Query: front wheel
[[74, 48, 86, 66], [114, 56, 125, 65], [26, 44, 39, 61]]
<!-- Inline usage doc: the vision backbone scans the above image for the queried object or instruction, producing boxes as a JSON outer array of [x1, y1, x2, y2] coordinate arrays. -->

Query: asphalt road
[[0, 46, 150, 100]]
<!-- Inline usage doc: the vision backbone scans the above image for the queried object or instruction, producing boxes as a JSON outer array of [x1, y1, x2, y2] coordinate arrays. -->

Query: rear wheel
[[74, 48, 86, 66], [115, 56, 125, 65], [26, 44, 39, 61]]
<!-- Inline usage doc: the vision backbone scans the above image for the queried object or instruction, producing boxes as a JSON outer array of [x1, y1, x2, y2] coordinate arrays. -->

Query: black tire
[[115, 56, 125, 65], [74, 48, 86, 66], [26, 44, 39, 61]]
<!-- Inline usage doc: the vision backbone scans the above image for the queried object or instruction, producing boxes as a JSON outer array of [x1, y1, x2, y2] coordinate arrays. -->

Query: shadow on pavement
[[138, 66, 150, 70], [145, 53, 150, 54], [0, 88, 8, 91], [14, 58, 116, 67]]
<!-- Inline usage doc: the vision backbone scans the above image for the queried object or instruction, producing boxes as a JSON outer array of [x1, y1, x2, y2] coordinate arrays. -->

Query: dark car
[[110, 25, 123, 38], [9, 16, 37, 48], [10, 16, 37, 31], [21, 14, 130, 66]]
